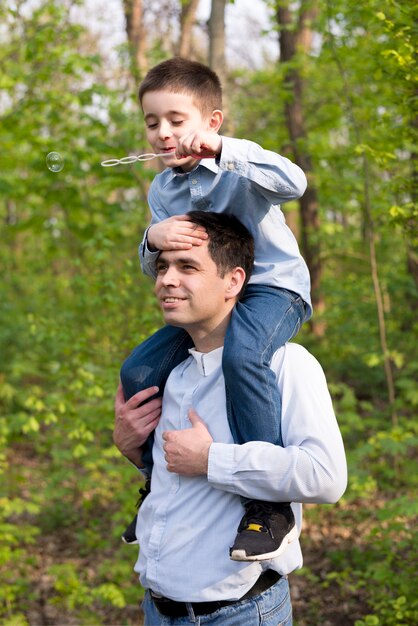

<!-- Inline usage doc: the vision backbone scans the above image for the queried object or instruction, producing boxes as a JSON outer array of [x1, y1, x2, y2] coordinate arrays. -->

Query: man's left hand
[[162, 408, 213, 476]]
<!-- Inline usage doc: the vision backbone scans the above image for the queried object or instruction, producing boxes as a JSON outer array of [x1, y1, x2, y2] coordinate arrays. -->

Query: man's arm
[[113, 382, 162, 468], [208, 345, 347, 504], [164, 345, 347, 506]]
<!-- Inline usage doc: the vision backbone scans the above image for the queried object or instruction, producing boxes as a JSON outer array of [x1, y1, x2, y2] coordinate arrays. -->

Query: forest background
[[0, 0, 417, 625]]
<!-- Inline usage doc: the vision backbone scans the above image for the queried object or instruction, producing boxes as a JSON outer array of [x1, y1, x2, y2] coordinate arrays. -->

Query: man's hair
[[187, 211, 254, 297], [138, 57, 222, 117]]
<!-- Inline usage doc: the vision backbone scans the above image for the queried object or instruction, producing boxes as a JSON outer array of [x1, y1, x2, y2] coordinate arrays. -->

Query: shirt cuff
[[127, 458, 149, 477], [217, 137, 248, 176], [207, 442, 238, 492], [139, 228, 160, 277], [141, 227, 159, 256]]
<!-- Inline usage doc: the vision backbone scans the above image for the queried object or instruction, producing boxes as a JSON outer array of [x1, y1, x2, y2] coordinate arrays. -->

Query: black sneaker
[[121, 479, 151, 545], [229, 500, 298, 561]]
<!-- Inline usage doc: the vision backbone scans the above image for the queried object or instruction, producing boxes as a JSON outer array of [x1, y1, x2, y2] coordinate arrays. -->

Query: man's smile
[[160, 294, 188, 309]]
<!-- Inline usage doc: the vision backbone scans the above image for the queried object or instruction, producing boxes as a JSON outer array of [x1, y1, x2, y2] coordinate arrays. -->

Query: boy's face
[[141, 90, 219, 172]]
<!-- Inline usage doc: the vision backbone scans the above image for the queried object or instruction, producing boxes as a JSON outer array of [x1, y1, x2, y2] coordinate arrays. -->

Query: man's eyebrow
[[177, 256, 200, 265], [158, 255, 201, 266]]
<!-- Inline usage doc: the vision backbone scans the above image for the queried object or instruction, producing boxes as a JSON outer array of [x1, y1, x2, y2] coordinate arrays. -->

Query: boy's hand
[[148, 215, 208, 251], [176, 130, 222, 159]]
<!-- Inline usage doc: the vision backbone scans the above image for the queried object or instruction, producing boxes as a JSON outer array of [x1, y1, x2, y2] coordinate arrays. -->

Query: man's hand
[[113, 382, 162, 467], [176, 130, 222, 160], [147, 215, 207, 252], [162, 408, 213, 476]]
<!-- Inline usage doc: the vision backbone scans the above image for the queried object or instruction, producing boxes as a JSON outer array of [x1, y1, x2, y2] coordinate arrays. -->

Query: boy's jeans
[[120, 285, 306, 472], [141, 575, 293, 625]]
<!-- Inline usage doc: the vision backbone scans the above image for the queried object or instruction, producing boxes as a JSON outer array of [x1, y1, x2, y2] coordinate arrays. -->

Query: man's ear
[[225, 267, 246, 300], [209, 109, 223, 133]]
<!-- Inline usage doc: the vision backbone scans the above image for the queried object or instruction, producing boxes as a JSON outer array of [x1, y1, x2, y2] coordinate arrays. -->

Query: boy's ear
[[209, 109, 223, 132]]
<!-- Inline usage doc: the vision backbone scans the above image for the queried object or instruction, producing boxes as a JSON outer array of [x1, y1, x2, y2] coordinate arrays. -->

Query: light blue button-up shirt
[[135, 344, 347, 602], [139, 136, 312, 317]]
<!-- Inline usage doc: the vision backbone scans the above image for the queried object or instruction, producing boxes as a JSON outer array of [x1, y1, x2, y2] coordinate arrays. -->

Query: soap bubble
[[46, 152, 64, 172]]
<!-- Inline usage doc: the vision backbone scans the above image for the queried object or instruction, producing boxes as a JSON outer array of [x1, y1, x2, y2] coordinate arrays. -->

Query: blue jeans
[[120, 285, 306, 472], [120, 325, 193, 470], [141, 576, 293, 625], [224, 285, 305, 448]]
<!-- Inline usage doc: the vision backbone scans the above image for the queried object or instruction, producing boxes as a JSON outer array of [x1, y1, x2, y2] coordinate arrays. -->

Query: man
[[114, 211, 347, 625]]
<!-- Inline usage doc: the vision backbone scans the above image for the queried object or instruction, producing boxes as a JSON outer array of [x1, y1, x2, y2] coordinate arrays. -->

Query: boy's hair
[[138, 57, 222, 117], [187, 210, 254, 297]]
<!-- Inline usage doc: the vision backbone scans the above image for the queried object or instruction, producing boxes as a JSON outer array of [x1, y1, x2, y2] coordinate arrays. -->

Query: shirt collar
[[167, 157, 219, 180], [188, 346, 223, 377]]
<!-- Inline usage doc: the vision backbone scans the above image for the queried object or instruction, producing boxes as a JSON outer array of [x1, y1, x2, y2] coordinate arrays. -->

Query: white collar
[[188, 346, 223, 376], [169, 157, 219, 178]]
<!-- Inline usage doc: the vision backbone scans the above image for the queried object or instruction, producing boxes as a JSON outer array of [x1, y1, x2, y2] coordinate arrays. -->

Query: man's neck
[[189, 315, 230, 354]]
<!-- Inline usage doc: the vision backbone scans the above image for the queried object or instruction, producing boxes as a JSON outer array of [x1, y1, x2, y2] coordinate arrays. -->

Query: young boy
[[120, 57, 312, 561]]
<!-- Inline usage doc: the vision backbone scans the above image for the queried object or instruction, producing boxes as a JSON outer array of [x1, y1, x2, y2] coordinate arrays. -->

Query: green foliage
[[323, 387, 418, 626], [0, 0, 417, 624], [48, 563, 126, 610], [0, 1, 159, 622]]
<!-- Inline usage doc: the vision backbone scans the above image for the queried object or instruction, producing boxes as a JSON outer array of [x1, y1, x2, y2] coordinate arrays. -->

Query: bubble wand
[[101, 150, 216, 167]]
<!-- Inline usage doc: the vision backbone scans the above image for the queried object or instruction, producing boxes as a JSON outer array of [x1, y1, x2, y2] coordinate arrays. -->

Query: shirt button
[[191, 178, 198, 184], [227, 163, 234, 171]]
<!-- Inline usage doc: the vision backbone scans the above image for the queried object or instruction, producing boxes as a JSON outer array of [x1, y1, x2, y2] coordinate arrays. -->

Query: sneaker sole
[[121, 535, 139, 545], [230, 524, 298, 562]]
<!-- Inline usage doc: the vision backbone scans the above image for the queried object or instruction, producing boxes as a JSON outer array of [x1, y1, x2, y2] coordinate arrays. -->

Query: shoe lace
[[239, 501, 276, 538]]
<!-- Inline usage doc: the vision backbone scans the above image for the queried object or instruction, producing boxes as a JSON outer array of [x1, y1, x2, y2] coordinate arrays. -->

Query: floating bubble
[[46, 151, 64, 172]]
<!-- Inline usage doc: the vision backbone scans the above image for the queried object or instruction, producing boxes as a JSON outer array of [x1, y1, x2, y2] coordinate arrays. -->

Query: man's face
[[141, 90, 213, 172], [154, 241, 236, 335]]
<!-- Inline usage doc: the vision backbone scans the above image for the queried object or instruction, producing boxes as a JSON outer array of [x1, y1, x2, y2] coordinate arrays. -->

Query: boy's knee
[[120, 347, 154, 399]]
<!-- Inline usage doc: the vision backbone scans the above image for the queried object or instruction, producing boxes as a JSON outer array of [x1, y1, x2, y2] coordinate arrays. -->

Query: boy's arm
[[139, 178, 208, 278], [139, 180, 167, 278], [217, 136, 307, 204], [139, 227, 160, 279], [175, 130, 306, 204], [147, 216, 207, 252], [139, 216, 208, 278]]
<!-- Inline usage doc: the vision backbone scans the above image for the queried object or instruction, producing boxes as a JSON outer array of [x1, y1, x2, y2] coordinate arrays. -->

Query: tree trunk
[[406, 88, 418, 298], [208, 0, 230, 130], [178, 0, 200, 58], [407, 245, 418, 296], [277, 0, 325, 336], [208, 0, 227, 85], [123, 0, 147, 80]]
